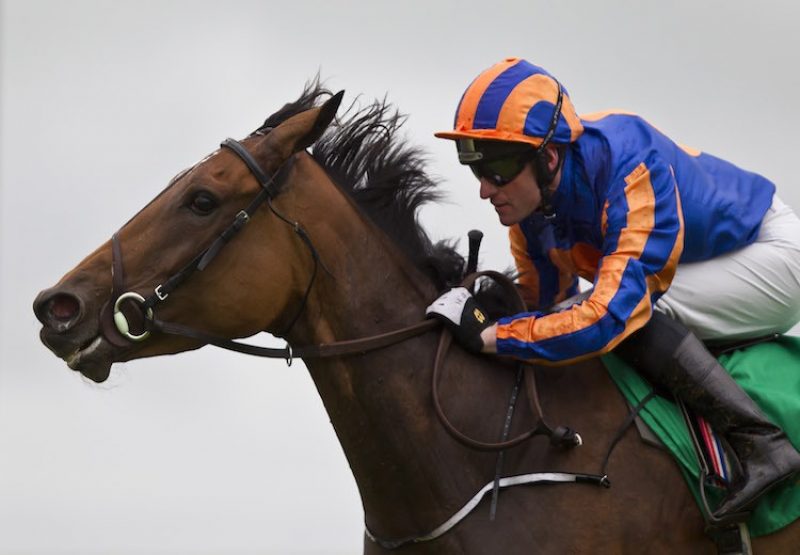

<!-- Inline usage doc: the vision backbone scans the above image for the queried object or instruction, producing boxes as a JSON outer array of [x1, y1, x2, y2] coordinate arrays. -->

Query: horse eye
[[189, 191, 218, 216]]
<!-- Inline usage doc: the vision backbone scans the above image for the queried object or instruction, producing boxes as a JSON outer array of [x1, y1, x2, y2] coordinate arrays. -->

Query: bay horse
[[33, 84, 800, 553]]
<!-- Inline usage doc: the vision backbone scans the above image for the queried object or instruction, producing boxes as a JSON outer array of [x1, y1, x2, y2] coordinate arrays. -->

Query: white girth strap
[[365, 471, 608, 549]]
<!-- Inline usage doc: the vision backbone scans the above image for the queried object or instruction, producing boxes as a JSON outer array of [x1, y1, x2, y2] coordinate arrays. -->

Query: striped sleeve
[[509, 224, 540, 308], [496, 156, 684, 364], [510, 222, 577, 309]]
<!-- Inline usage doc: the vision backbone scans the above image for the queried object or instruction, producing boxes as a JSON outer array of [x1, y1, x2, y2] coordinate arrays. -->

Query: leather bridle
[[104, 135, 580, 442], [101, 136, 602, 548], [106, 138, 312, 344], [103, 138, 442, 363]]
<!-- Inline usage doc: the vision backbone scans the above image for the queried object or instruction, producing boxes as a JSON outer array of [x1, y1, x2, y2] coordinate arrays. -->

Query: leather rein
[[103, 137, 442, 362], [104, 136, 574, 445], [103, 137, 603, 548]]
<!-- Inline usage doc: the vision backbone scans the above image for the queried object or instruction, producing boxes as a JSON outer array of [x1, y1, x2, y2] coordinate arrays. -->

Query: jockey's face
[[478, 162, 541, 226], [477, 145, 561, 226]]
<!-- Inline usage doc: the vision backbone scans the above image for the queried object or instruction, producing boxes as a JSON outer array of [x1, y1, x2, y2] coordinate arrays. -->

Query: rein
[[150, 317, 439, 363], [433, 271, 581, 452], [103, 138, 607, 549], [103, 137, 441, 362]]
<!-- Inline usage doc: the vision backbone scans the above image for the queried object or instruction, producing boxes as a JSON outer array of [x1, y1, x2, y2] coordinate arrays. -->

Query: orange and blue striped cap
[[435, 58, 583, 148]]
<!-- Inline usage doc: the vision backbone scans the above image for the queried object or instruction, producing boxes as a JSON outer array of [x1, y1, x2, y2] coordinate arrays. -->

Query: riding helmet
[[435, 57, 583, 158]]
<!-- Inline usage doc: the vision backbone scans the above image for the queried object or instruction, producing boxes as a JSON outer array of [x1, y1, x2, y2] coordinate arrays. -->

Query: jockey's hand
[[426, 287, 493, 354]]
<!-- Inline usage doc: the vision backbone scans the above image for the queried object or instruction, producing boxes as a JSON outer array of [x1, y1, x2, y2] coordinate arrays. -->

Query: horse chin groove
[[64, 335, 116, 383]]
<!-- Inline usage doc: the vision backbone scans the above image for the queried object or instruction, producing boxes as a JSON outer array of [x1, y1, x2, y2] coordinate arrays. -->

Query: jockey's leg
[[616, 311, 800, 519], [655, 196, 800, 341]]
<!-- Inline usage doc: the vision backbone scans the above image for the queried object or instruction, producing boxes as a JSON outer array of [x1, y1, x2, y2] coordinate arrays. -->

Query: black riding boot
[[616, 311, 800, 519]]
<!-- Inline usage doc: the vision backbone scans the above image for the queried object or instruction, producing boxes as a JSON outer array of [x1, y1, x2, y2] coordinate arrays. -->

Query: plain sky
[[2, 1, 799, 554]]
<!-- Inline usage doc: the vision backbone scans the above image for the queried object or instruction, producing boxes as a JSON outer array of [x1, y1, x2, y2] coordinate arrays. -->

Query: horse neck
[[282, 159, 490, 537], [284, 156, 436, 344]]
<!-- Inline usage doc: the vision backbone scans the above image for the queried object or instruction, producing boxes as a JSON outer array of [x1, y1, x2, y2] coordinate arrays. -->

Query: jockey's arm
[[493, 156, 684, 364]]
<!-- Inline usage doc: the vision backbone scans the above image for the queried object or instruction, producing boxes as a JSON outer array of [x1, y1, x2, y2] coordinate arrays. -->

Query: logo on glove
[[426, 287, 493, 354]]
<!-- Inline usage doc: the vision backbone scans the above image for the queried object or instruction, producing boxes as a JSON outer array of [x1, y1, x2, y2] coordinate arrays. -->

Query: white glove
[[426, 287, 492, 353]]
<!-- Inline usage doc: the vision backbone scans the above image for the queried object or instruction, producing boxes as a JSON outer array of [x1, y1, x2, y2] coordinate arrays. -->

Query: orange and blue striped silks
[[435, 58, 583, 147], [496, 155, 684, 364], [509, 222, 584, 309]]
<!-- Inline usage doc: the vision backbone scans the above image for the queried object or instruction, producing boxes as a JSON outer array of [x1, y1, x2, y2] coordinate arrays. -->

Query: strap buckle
[[155, 284, 169, 301], [233, 210, 250, 229]]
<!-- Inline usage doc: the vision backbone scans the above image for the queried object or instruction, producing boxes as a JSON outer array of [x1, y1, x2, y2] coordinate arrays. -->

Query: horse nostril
[[50, 293, 81, 321], [34, 290, 83, 330]]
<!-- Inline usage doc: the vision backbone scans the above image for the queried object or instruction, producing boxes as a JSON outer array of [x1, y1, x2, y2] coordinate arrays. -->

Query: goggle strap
[[537, 79, 564, 155]]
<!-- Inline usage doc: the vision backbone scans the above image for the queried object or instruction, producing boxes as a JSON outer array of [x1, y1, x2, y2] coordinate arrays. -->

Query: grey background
[[2, 1, 799, 553]]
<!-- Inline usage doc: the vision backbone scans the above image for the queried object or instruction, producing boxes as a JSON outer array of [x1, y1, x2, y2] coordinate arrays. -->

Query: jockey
[[427, 57, 800, 520]]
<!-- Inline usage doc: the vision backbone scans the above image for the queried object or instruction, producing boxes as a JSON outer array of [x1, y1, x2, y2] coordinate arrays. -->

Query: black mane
[[257, 81, 466, 292], [256, 81, 516, 317]]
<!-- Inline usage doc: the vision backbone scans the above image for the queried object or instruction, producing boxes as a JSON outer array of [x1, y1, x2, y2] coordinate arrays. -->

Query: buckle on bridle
[[113, 292, 154, 341], [233, 210, 250, 230], [155, 285, 169, 301]]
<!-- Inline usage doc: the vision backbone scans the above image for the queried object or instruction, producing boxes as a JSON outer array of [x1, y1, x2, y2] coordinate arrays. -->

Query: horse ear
[[260, 90, 344, 161], [298, 90, 344, 150]]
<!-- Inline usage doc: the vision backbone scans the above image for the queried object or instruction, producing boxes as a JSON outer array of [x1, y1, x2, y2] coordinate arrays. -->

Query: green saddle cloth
[[603, 335, 800, 537]]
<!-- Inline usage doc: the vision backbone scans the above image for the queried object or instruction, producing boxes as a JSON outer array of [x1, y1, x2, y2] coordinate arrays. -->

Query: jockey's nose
[[479, 178, 497, 200], [33, 288, 83, 333]]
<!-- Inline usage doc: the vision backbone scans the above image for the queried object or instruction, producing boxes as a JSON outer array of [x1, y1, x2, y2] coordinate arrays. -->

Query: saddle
[[604, 334, 800, 539]]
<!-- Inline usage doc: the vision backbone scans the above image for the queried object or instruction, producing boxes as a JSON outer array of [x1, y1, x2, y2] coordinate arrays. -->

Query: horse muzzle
[[33, 285, 117, 382]]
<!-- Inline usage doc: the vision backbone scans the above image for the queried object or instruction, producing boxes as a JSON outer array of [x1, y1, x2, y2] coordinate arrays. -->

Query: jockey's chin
[[479, 164, 547, 227], [494, 203, 536, 226], [491, 197, 548, 226]]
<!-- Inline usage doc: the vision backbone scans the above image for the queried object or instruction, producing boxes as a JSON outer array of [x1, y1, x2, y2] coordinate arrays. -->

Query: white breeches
[[655, 196, 800, 341]]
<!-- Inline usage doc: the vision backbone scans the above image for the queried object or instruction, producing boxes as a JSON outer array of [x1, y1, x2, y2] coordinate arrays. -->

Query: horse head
[[34, 92, 345, 383]]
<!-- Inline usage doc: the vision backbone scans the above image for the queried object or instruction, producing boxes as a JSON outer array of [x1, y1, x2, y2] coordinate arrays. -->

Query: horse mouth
[[43, 331, 116, 383], [70, 335, 117, 382]]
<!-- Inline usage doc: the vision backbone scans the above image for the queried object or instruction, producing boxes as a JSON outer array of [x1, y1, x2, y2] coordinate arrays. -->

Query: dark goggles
[[456, 139, 536, 186], [468, 152, 535, 186]]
